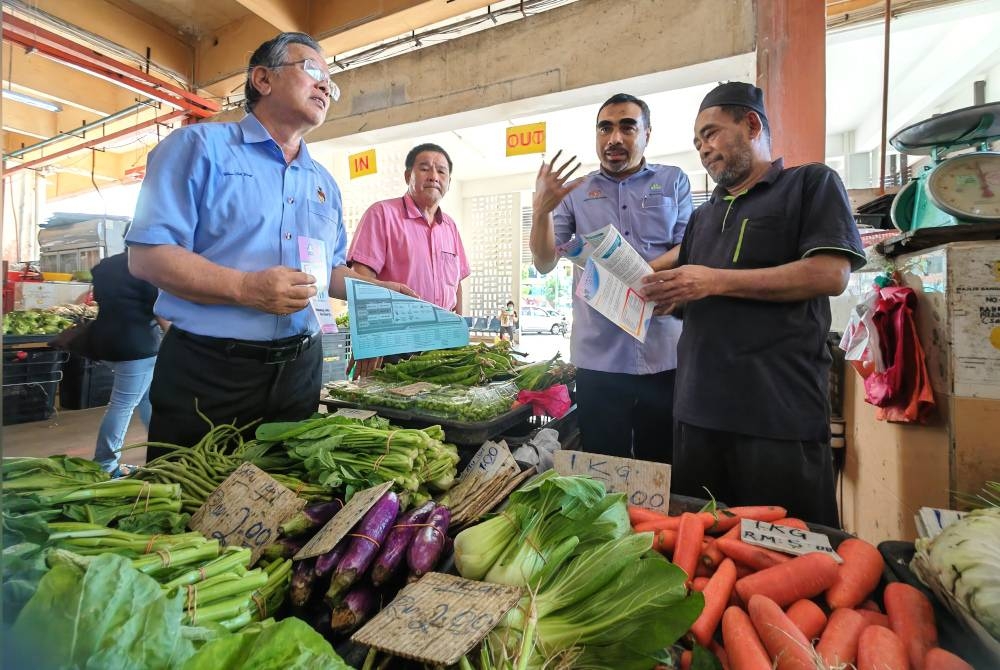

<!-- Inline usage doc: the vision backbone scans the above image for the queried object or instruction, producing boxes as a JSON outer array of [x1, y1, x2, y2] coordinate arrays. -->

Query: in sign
[[506, 122, 546, 157], [349, 148, 378, 179]]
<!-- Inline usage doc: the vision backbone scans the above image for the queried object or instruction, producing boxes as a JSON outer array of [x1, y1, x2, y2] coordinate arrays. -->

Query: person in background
[[346, 143, 471, 376], [640, 82, 866, 526], [498, 300, 518, 341], [529, 93, 693, 465], [126, 32, 414, 457], [88, 251, 168, 476]]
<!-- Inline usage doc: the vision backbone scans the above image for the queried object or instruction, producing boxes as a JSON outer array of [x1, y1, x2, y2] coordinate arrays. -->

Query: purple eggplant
[[290, 557, 317, 607], [314, 538, 348, 579], [407, 505, 451, 578], [325, 491, 399, 603], [370, 500, 435, 587], [279, 499, 344, 537], [260, 536, 304, 561], [330, 583, 378, 632]]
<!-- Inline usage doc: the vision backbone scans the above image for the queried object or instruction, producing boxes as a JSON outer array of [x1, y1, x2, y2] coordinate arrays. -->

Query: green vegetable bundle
[[374, 342, 523, 386], [2, 308, 73, 335], [132, 421, 333, 514], [326, 379, 519, 422], [248, 414, 459, 500], [454, 473, 703, 670], [2, 456, 188, 538], [512, 354, 576, 391]]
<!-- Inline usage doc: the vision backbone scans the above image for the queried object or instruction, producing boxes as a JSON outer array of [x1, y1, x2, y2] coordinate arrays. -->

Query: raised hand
[[533, 150, 584, 215]]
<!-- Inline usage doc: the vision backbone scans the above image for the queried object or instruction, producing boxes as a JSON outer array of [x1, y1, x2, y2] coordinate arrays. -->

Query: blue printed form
[[346, 278, 470, 359]]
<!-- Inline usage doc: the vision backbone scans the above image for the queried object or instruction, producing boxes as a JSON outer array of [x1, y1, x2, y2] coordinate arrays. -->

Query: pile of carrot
[[630, 505, 976, 670]]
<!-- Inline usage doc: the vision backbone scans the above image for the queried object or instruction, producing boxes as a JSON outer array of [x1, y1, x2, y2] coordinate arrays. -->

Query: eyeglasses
[[271, 58, 341, 102]]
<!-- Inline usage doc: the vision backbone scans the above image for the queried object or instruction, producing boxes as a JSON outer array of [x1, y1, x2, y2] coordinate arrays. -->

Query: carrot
[[638, 511, 719, 533], [650, 529, 678, 555], [857, 625, 909, 670], [716, 537, 790, 572], [673, 512, 706, 579], [785, 598, 827, 641], [816, 607, 868, 667], [734, 552, 840, 608], [709, 641, 731, 670], [692, 576, 711, 591], [747, 594, 817, 670], [691, 558, 738, 646], [923, 647, 975, 670], [884, 582, 938, 670], [735, 564, 754, 580], [856, 608, 890, 627], [772, 517, 809, 530], [859, 599, 882, 612], [826, 538, 884, 609], [679, 650, 692, 670], [721, 606, 771, 670], [628, 505, 670, 526], [702, 537, 726, 570]]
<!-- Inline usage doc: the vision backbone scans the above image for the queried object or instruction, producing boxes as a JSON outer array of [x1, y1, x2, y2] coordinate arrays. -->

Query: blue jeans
[[93, 357, 156, 472]]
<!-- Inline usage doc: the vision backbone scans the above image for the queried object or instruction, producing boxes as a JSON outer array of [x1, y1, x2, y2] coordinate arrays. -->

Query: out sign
[[349, 148, 378, 179], [506, 122, 546, 157]]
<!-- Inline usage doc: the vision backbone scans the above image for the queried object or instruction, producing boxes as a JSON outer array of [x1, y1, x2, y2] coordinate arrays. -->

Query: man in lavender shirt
[[529, 93, 692, 464]]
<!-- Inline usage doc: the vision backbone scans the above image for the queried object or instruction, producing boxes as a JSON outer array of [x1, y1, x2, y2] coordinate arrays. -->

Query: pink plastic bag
[[516, 384, 571, 419]]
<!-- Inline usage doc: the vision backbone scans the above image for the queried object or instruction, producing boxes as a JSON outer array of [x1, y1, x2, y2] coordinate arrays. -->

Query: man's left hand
[[380, 281, 418, 298], [641, 265, 720, 306]]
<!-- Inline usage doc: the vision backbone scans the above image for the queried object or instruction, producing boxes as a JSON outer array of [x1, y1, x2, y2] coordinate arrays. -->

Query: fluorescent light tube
[[2, 89, 62, 112]]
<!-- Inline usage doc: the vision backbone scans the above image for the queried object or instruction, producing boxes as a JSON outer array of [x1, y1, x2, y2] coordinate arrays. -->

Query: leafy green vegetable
[[1, 542, 49, 624], [7, 553, 194, 669], [179, 617, 354, 670]]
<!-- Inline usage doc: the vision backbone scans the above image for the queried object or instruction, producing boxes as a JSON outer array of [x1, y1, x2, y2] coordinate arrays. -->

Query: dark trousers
[[673, 421, 840, 528], [146, 328, 322, 459], [575, 368, 675, 464]]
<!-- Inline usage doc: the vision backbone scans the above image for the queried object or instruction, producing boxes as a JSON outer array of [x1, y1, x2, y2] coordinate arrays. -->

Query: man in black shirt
[[641, 82, 865, 526]]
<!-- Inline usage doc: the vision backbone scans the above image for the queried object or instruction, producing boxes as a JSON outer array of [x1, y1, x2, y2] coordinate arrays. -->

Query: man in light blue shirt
[[127, 32, 414, 455], [529, 93, 692, 464]]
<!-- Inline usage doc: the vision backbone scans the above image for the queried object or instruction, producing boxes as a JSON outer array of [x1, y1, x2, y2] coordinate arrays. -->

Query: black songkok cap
[[699, 82, 767, 120]]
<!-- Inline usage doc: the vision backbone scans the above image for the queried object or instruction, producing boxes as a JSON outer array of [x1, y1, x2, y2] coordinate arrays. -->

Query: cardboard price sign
[[553, 450, 670, 511], [294, 481, 393, 560], [352, 572, 522, 665], [740, 519, 843, 563], [389, 382, 437, 397], [458, 441, 518, 481], [189, 463, 304, 564]]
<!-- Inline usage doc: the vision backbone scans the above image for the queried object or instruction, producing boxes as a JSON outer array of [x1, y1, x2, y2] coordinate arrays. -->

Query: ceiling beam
[[232, 0, 308, 34], [4, 109, 187, 176], [3, 44, 135, 116], [194, 0, 495, 99], [3, 11, 219, 118], [9, 0, 195, 81]]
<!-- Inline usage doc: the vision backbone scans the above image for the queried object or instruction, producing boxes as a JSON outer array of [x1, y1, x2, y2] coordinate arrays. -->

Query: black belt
[[175, 328, 320, 365]]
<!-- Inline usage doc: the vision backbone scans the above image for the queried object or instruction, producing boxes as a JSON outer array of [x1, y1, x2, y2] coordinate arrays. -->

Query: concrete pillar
[[756, 0, 827, 166]]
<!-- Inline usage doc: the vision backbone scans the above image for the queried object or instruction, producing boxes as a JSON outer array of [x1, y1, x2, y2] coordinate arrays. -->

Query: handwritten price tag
[[294, 481, 393, 561], [553, 450, 670, 512], [333, 408, 377, 420], [458, 441, 518, 481], [188, 463, 304, 564], [740, 519, 843, 563], [389, 382, 437, 397], [352, 572, 522, 665]]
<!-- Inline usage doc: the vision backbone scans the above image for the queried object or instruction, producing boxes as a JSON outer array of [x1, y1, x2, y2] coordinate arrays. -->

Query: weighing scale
[[889, 102, 1000, 231]]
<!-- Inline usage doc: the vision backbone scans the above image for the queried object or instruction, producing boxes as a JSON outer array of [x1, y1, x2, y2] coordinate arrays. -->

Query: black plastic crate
[[59, 355, 115, 410], [3, 381, 58, 424], [321, 332, 350, 385]]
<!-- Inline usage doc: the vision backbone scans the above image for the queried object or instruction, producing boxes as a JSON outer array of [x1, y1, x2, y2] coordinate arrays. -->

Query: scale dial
[[927, 152, 1000, 222]]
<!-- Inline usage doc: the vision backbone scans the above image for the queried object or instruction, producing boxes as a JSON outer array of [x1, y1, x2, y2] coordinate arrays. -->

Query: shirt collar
[[238, 114, 314, 168], [709, 157, 785, 203], [597, 158, 652, 182], [402, 193, 445, 225]]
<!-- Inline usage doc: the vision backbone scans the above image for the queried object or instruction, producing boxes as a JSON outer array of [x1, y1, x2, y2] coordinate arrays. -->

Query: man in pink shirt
[[348, 143, 470, 312]]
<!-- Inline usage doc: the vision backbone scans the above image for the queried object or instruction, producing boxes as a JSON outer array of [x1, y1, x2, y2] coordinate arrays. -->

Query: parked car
[[520, 305, 568, 336]]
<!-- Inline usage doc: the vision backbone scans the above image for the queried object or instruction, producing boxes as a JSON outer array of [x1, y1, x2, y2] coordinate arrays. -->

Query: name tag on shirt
[[298, 236, 337, 333]]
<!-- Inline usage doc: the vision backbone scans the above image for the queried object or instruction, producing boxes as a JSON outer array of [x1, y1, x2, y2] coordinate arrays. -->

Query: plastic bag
[[515, 384, 571, 419], [512, 428, 561, 472]]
